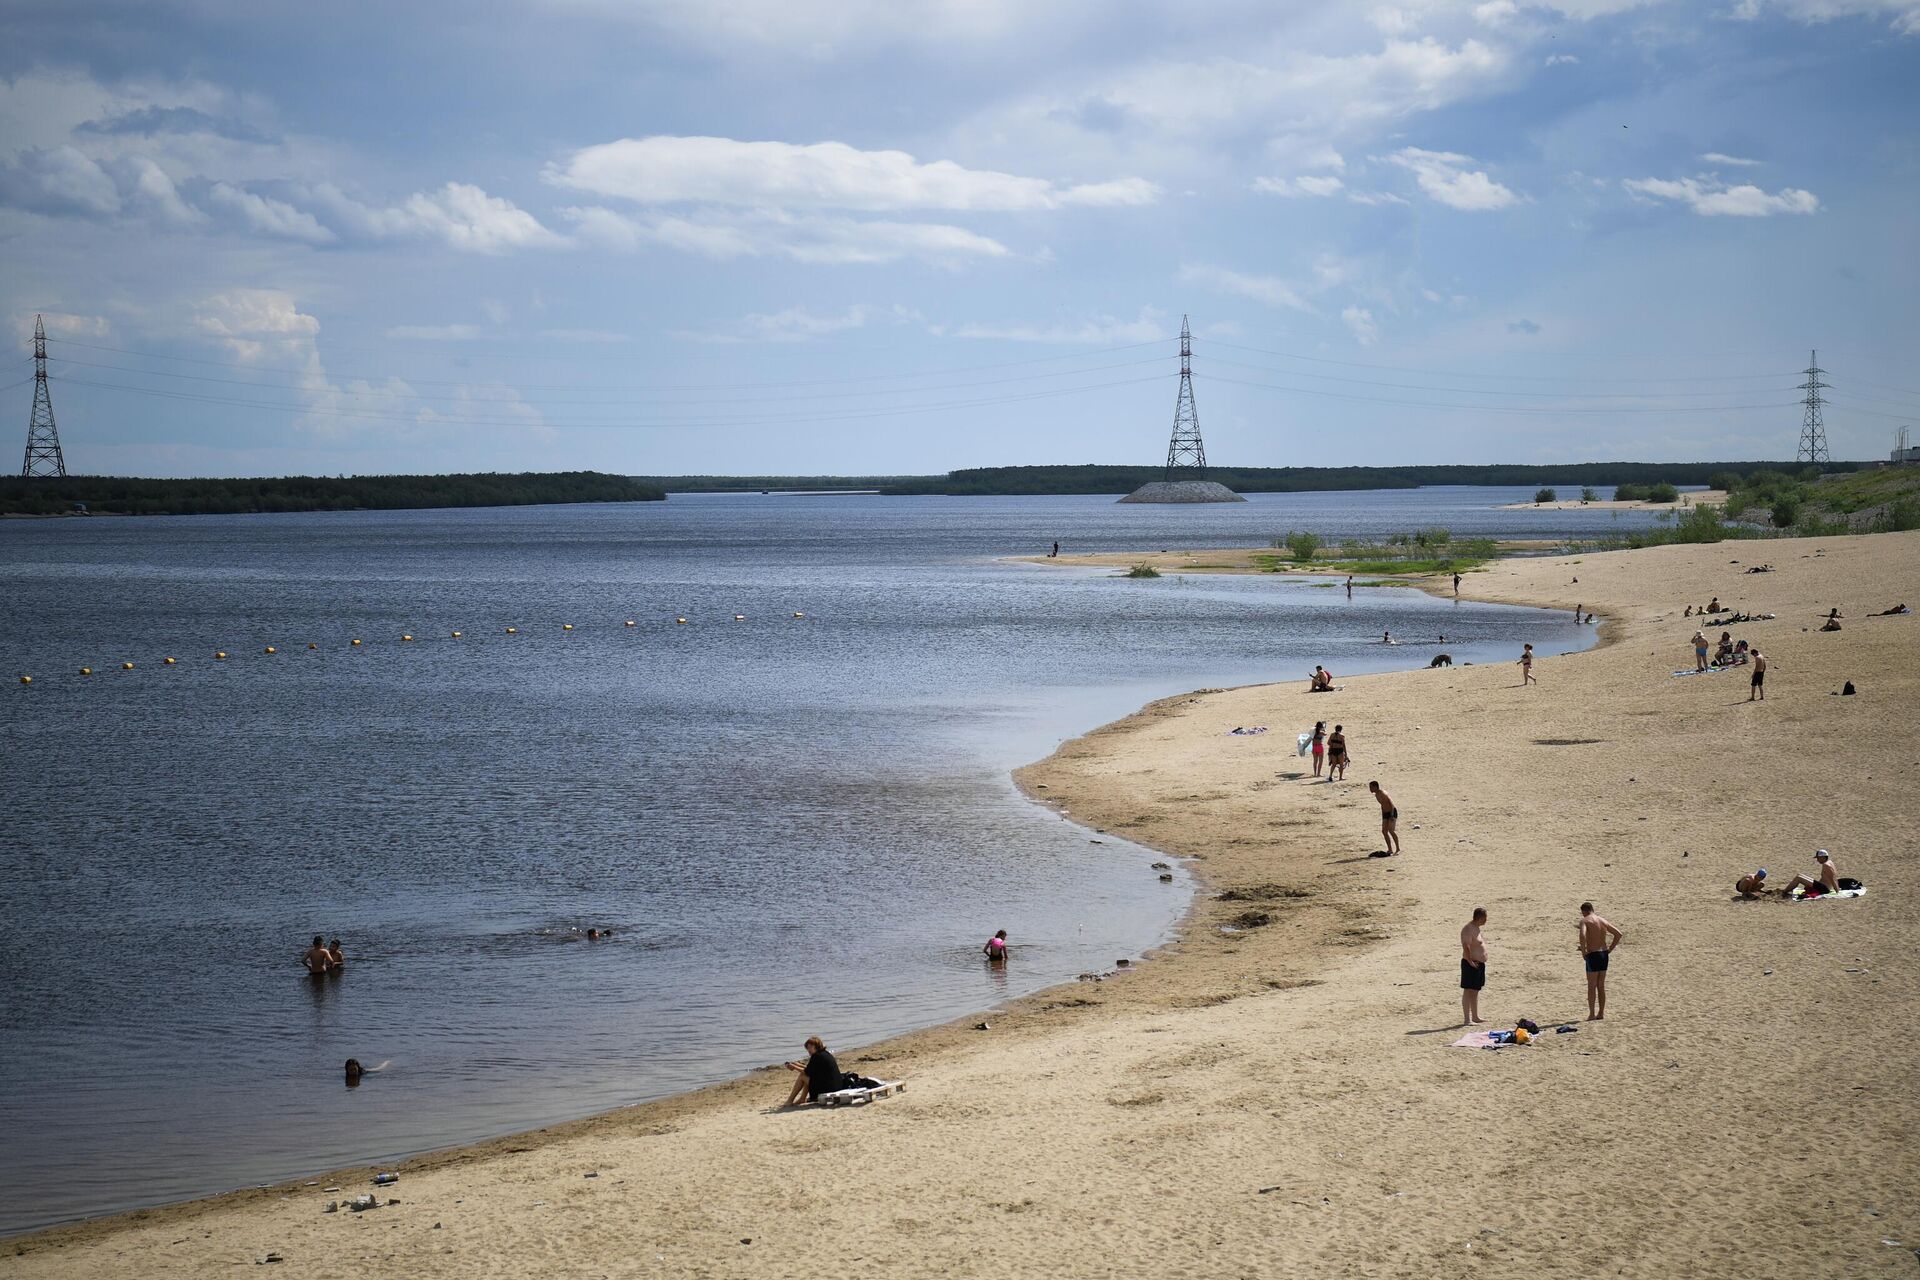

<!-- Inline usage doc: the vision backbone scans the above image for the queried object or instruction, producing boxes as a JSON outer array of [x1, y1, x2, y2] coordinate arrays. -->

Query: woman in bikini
[[1326, 725, 1348, 781], [1310, 720, 1326, 777]]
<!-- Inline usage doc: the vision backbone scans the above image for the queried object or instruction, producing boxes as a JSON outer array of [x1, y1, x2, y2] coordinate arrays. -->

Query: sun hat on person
[[1815, 850, 1830, 860]]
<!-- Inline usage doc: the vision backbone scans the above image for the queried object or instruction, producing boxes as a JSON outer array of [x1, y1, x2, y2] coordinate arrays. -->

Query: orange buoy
[[264, 646, 277, 654]]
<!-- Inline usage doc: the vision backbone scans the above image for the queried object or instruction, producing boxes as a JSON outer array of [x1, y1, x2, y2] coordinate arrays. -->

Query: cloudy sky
[[2, 0, 1916, 477]]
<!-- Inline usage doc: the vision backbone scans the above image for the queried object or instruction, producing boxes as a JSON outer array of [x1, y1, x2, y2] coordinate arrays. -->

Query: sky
[[1, 0, 1917, 477]]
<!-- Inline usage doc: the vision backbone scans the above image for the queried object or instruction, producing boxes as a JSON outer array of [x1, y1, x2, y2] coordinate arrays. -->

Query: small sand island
[[14, 530, 1916, 1279]]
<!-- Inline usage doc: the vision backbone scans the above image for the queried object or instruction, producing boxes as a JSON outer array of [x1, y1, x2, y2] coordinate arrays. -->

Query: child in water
[[983, 930, 1009, 961]]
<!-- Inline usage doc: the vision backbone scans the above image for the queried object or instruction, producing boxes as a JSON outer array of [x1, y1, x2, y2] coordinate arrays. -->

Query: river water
[[0, 487, 1641, 1232]]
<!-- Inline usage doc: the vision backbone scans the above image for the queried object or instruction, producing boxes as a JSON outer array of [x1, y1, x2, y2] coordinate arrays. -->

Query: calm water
[[0, 488, 1627, 1233]]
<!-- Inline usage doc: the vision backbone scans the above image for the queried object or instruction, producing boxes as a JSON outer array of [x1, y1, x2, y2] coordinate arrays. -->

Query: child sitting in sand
[[1734, 869, 1770, 897]]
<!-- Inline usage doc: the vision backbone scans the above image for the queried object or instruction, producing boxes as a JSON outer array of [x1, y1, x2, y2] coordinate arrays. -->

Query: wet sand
[[11, 532, 1918, 1279]]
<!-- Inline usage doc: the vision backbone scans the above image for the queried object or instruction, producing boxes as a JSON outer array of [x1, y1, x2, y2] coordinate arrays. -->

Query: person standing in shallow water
[[983, 929, 1009, 961], [1460, 908, 1488, 1025], [302, 935, 332, 975]]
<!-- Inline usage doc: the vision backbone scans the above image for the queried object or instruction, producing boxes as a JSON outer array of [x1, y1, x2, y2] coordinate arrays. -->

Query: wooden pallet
[[815, 1080, 906, 1107]]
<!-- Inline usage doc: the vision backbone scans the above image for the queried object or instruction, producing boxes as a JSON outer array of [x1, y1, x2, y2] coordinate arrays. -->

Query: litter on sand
[[1229, 726, 1269, 735]]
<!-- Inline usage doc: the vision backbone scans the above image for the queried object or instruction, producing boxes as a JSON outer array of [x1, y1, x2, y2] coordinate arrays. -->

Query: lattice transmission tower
[[1164, 315, 1206, 477], [20, 314, 68, 477], [1795, 349, 1829, 467]]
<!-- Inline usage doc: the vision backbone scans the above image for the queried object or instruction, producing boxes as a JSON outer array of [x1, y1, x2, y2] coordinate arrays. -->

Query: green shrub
[[1282, 530, 1321, 561], [1413, 526, 1451, 548], [1879, 499, 1920, 533], [1535, 487, 1557, 503], [1708, 471, 1741, 493], [1580, 486, 1597, 503], [1125, 563, 1161, 578], [1771, 496, 1800, 528], [1647, 482, 1680, 503], [1612, 483, 1648, 501]]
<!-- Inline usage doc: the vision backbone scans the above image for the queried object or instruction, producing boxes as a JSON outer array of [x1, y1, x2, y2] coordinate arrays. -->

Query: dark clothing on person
[[1460, 960, 1486, 991], [1584, 951, 1610, 973], [804, 1047, 842, 1100]]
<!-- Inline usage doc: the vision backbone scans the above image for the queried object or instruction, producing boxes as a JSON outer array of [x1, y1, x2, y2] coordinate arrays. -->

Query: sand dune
[[12, 533, 1917, 1279]]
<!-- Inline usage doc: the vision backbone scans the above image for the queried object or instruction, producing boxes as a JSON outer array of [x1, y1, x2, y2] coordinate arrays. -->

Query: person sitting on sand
[[1326, 725, 1348, 781], [1707, 597, 1722, 614], [1824, 607, 1843, 622], [784, 1036, 843, 1106], [1714, 632, 1734, 665], [302, 935, 333, 975], [1735, 868, 1770, 897], [1684, 604, 1693, 617], [983, 929, 1009, 961], [1821, 617, 1843, 632], [1783, 850, 1839, 898], [327, 937, 345, 970], [1309, 665, 1334, 692]]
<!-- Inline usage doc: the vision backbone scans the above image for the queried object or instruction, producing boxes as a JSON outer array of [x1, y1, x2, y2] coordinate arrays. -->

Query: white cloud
[[538, 328, 632, 343], [393, 183, 561, 253], [1700, 151, 1761, 167], [1728, 0, 1920, 35], [1253, 174, 1346, 198], [114, 156, 203, 226], [0, 145, 122, 216], [563, 205, 1009, 264], [208, 182, 334, 242], [683, 304, 919, 343], [1386, 147, 1518, 210], [941, 307, 1166, 344], [1545, 53, 1581, 65], [1342, 305, 1381, 345], [386, 324, 484, 340], [1178, 263, 1314, 311], [1623, 175, 1820, 216], [1346, 189, 1411, 205], [545, 135, 1156, 212], [1474, 0, 1520, 25]]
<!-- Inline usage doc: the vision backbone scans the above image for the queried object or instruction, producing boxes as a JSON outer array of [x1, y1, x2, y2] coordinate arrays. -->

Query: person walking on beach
[[1346, 575, 1353, 600], [302, 935, 333, 976], [1519, 643, 1536, 685], [1452, 571, 1461, 596], [1326, 725, 1348, 781], [1310, 721, 1327, 777], [1578, 903, 1623, 1020], [1369, 781, 1399, 855], [1050, 541, 1059, 558], [1460, 908, 1488, 1025], [1748, 648, 1767, 701], [1691, 630, 1709, 672]]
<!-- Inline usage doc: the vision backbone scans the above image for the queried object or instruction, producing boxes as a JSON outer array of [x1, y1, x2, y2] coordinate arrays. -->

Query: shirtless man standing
[[1748, 648, 1767, 701], [1577, 903, 1623, 1020], [1460, 908, 1488, 1025], [1368, 780, 1400, 855], [302, 935, 333, 976]]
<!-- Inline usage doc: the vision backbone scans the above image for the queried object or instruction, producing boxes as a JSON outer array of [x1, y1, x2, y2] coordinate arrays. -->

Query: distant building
[[1894, 445, 1920, 464]]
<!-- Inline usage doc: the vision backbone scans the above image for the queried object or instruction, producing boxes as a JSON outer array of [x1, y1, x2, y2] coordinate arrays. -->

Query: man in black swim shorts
[[1578, 903, 1623, 1020], [1460, 907, 1488, 1025], [1748, 649, 1767, 701], [1368, 780, 1400, 855]]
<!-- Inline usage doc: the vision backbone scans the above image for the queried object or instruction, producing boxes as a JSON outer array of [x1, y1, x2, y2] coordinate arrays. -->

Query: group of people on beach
[[1735, 849, 1853, 900], [1462, 903, 1623, 1025]]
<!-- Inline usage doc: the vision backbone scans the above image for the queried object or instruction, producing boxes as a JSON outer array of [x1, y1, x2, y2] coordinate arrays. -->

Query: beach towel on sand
[[1451, 1031, 1513, 1049], [1790, 886, 1866, 900], [1671, 667, 1728, 678]]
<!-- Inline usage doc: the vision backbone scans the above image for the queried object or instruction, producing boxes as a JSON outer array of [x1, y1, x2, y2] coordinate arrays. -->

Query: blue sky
[[2, 0, 1916, 477]]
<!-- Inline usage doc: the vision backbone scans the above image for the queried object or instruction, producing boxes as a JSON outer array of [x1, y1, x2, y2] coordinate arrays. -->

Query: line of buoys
[[18, 610, 818, 689]]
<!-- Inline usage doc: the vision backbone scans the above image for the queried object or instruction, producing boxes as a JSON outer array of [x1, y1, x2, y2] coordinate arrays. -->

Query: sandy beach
[[1496, 489, 1728, 510], [12, 532, 1917, 1279]]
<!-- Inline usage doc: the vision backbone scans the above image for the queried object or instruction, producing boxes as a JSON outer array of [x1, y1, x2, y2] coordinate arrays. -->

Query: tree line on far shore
[[0, 471, 665, 517]]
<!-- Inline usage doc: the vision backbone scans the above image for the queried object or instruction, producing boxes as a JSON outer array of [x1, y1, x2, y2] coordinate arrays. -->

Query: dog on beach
[[1429, 653, 1453, 668]]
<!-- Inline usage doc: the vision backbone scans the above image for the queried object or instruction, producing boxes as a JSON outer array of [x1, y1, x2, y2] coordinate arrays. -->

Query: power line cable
[[1200, 338, 1799, 384], [1202, 354, 1799, 400], [1207, 372, 1796, 415]]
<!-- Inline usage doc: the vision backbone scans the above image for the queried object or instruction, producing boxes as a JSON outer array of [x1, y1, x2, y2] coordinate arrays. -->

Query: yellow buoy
[[122, 662, 135, 670], [80, 667, 93, 676], [351, 638, 362, 646], [451, 631, 462, 638], [505, 627, 517, 635], [164, 657, 177, 665], [401, 634, 414, 642], [563, 624, 574, 631], [18, 675, 30, 684], [625, 620, 636, 627], [264, 646, 277, 654], [215, 651, 228, 660]]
